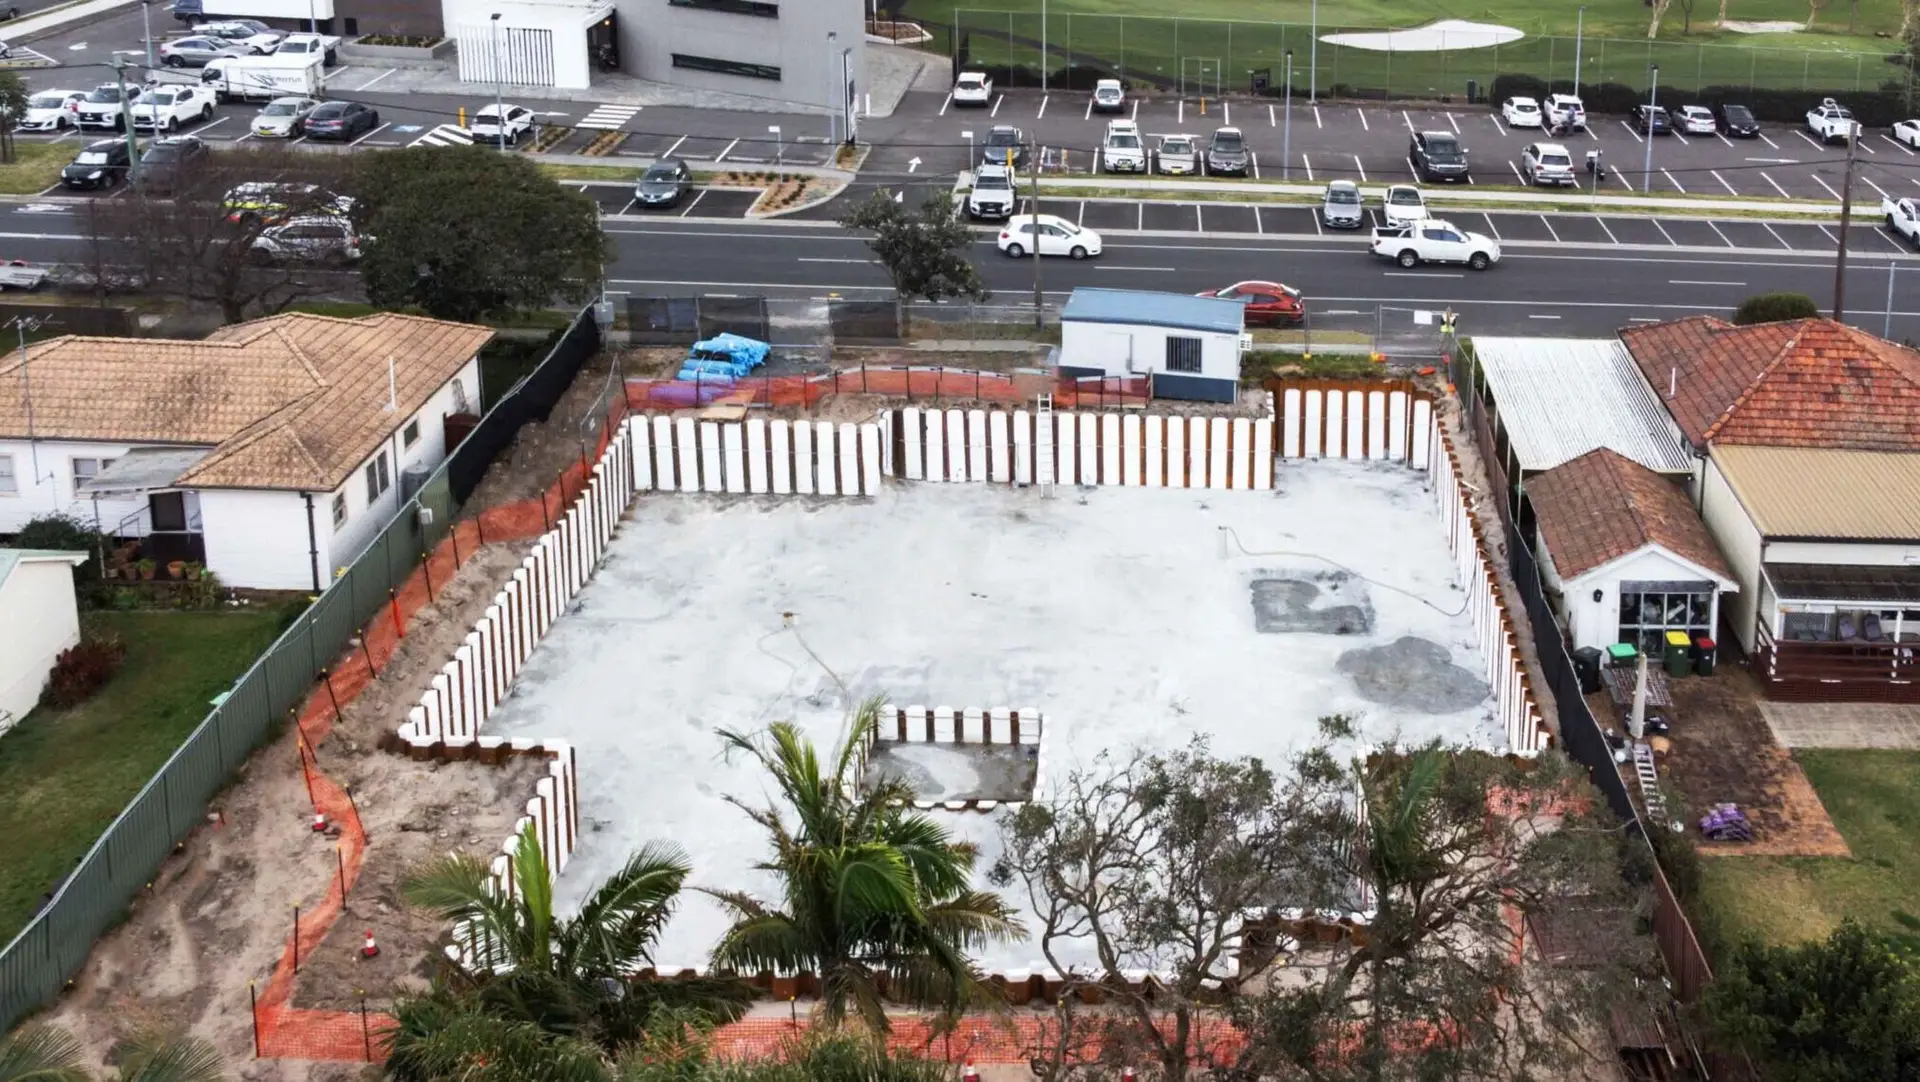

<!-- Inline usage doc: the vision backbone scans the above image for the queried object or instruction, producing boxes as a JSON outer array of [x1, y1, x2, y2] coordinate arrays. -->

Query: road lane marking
[[990, 94, 1003, 117], [1812, 174, 1841, 199], [1480, 212, 1500, 240], [1819, 224, 1838, 243], [1402, 109, 1414, 132], [1131, 99, 1139, 122], [1302, 154, 1313, 181], [1528, 314, 1561, 319], [1540, 215, 1559, 242], [939, 93, 952, 116], [349, 122, 390, 146], [1269, 104, 1276, 127], [1357, 108, 1368, 131], [1596, 218, 1618, 243], [1313, 105, 1322, 128], [1612, 170, 1634, 191], [1669, 279, 1745, 285], [1490, 114, 1506, 135], [1194, 203, 1203, 232], [1763, 223, 1790, 249], [1384, 271, 1464, 277], [1507, 160, 1524, 183], [1863, 176, 1892, 200], [1707, 221, 1734, 247], [1760, 171, 1789, 198], [1883, 134, 1915, 156], [1672, 131, 1690, 146], [1254, 206, 1263, 233], [1249, 151, 1260, 179], [1137, 203, 1143, 230], [662, 134, 688, 157], [1794, 130, 1824, 150], [1178, 100, 1184, 124], [1653, 220, 1676, 245], [678, 189, 707, 216], [1077, 200, 1085, 225], [1352, 154, 1365, 181], [1447, 112, 1460, 134], [1619, 119, 1642, 143], [1223, 102, 1231, 124], [1711, 170, 1737, 195], [1715, 132, 1733, 147], [1661, 168, 1686, 193], [714, 138, 740, 162], [1860, 138, 1876, 154], [1036, 95, 1048, 118], [1096, 265, 1177, 271], [797, 257, 869, 262], [1084, 97, 1092, 120], [353, 68, 397, 91]]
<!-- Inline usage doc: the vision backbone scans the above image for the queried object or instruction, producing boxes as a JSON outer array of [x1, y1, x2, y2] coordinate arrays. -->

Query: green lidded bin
[[1606, 642, 1638, 667]]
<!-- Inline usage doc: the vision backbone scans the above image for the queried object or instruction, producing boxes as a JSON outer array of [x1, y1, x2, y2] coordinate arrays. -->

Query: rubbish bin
[[1695, 636, 1717, 677], [1572, 646, 1603, 694], [1466, 79, 1479, 104], [1606, 642, 1639, 668], [1664, 630, 1693, 678]]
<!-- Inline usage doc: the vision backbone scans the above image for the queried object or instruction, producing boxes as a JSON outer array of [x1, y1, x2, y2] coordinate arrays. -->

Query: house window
[[1165, 336, 1203, 374], [70, 456, 116, 492], [403, 419, 421, 449], [669, 0, 778, 14], [1617, 582, 1713, 655], [0, 454, 14, 494], [331, 493, 348, 530], [364, 450, 391, 504], [672, 53, 782, 81]]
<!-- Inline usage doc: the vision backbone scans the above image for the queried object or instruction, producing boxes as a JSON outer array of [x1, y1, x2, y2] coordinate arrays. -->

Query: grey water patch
[[1337, 636, 1488, 714], [1251, 573, 1375, 635], [864, 742, 1039, 802]]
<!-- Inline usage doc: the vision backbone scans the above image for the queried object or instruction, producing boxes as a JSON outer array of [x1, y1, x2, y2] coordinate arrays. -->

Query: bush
[[8, 515, 103, 580], [1734, 292, 1820, 325], [41, 633, 127, 710]]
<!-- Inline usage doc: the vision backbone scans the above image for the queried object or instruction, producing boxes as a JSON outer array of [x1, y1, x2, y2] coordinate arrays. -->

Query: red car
[[1197, 280, 1305, 326]]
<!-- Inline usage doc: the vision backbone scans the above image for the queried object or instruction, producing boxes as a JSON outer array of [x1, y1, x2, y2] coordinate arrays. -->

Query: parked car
[[1718, 103, 1761, 137], [1381, 183, 1427, 228], [1806, 97, 1855, 144], [137, 135, 210, 194], [1206, 126, 1249, 175], [469, 102, 534, 145], [1196, 281, 1304, 327], [1155, 134, 1197, 175], [301, 100, 379, 140], [222, 181, 353, 222], [1091, 78, 1124, 114], [1370, 218, 1500, 271], [1101, 119, 1145, 173], [1675, 105, 1717, 135], [250, 95, 318, 138], [981, 124, 1024, 169], [158, 35, 249, 66], [997, 213, 1101, 259], [1896, 119, 1920, 149], [60, 139, 131, 190], [1545, 93, 1586, 131], [951, 70, 992, 107], [129, 84, 217, 132], [1320, 179, 1363, 228], [251, 215, 363, 264], [1500, 96, 1543, 128], [1520, 141, 1576, 186], [1885, 196, 1920, 247], [192, 19, 282, 52], [272, 32, 340, 66], [633, 157, 692, 208], [966, 162, 1017, 220], [75, 84, 133, 130], [1408, 130, 1469, 182], [1632, 104, 1672, 135], [19, 89, 85, 132]]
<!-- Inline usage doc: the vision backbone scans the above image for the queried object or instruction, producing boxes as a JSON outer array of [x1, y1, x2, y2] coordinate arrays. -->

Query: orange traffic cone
[[961, 1060, 979, 1082], [1121, 1069, 1136, 1082], [311, 813, 327, 832], [361, 929, 380, 958]]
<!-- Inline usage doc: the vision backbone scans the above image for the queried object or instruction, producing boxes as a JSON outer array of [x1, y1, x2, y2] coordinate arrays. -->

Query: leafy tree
[[1704, 920, 1920, 1082], [705, 697, 1024, 1032], [0, 1027, 227, 1082], [346, 147, 609, 323], [0, 72, 26, 165], [837, 192, 988, 316], [614, 1026, 955, 1082], [1733, 291, 1820, 325]]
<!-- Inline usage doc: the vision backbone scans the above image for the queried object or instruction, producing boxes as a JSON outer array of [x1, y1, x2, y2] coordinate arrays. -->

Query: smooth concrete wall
[[621, 0, 864, 113]]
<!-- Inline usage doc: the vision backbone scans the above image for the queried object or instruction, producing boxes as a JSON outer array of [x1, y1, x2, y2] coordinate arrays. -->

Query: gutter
[[303, 492, 320, 593]]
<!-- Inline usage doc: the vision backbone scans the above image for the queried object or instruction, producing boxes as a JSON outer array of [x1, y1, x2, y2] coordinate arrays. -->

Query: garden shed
[[1058, 288, 1246, 403]]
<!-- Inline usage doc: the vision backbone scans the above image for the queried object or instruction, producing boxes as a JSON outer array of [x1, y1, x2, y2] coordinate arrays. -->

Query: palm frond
[[561, 841, 689, 975], [512, 822, 557, 974], [114, 1033, 228, 1082], [0, 1026, 89, 1082]]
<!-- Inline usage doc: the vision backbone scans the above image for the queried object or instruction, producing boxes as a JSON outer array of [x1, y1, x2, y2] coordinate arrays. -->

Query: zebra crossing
[[575, 104, 640, 130], [410, 124, 475, 147]]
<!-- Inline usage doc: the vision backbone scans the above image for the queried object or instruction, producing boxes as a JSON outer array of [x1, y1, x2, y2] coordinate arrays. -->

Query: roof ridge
[[264, 325, 330, 388], [1702, 320, 1806, 443]]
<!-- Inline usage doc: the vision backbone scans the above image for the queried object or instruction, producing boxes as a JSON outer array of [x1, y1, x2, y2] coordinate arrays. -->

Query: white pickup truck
[[1101, 119, 1146, 173], [1806, 98, 1857, 144], [1885, 196, 1920, 247], [272, 32, 340, 66], [1370, 218, 1501, 271], [0, 261, 50, 291], [129, 83, 217, 131]]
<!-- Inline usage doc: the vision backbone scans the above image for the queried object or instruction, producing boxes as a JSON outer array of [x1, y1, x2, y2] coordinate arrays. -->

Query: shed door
[[458, 23, 555, 87]]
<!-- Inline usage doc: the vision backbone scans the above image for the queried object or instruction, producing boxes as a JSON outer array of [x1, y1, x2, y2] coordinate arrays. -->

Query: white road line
[[1302, 154, 1313, 181], [1077, 200, 1086, 225], [1668, 279, 1745, 286], [1672, 131, 1690, 147], [1407, 156, 1419, 179], [1711, 170, 1737, 195], [1813, 174, 1841, 199], [1883, 134, 1916, 156], [191, 116, 228, 135], [1480, 212, 1500, 240], [348, 121, 390, 146], [1490, 114, 1507, 136], [662, 134, 688, 158], [1863, 176, 1892, 200], [1083, 97, 1092, 120], [1872, 227, 1907, 253], [939, 93, 952, 116], [233, 132, 254, 143], [1708, 221, 1734, 247], [1715, 132, 1733, 147], [679, 190, 707, 216], [714, 137, 740, 162], [1357, 108, 1368, 131], [353, 68, 398, 91], [1249, 151, 1260, 179], [1447, 112, 1460, 134], [1131, 99, 1139, 122], [1760, 171, 1789, 198], [615, 199, 636, 216], [1194, 203, 1203, 233], [990, 94, 1003, 117], [1612, 170, 1634, 191], [1859, 138, 1876, 154], [1353, 154, 1366, 181], [1596, 218, 1618, 244], [1794, 130, 1824, 150], [1095, 266, 1178, 271], [1312, 208, 1322, 235], [1620, 120, 1643, 143], [1178, 100, 1185, 123], [1402, 109, 1414, 132], [1763, 223, 1791, 249], [1254, 205, 1264, 233], [1037, 95, 1048, 118], [1653, 220, 1676, 245], [1507, 160, 1524, 183], [1819, 224, 1838, 243], [797, 257, 870, 263], [1528, 314, 1562, 320], [1223, 102, 1231, 125], [1662, 168, 1686, 193], [1758, 131, 1780, 149], [1384, 271, 1464, 277], [1540, 215, 1559, 242], [1268, 104, 1276, 127], [1313, 105, 1322, 128]]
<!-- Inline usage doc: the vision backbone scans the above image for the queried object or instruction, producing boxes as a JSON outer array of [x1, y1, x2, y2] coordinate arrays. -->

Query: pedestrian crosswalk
[[410, 124, 474, 147], [576, 104, 639, 130]]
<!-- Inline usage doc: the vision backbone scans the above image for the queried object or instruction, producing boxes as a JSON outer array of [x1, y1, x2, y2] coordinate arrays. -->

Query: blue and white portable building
[[1058, 287, 1247, 403]]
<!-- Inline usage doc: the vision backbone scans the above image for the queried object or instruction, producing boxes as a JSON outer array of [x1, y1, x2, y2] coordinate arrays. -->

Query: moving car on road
[[1893, 118, 1920, 149], [250, 95, 318, 137], [129, 84, 216, 132], [1546, 93, 1586, 131], [1886, 196, 1920, 247], [470, 102, 534, 145], [997, 213, 1102, 259], [1675, 105, 1718, 135], [1196, 281, 1304, 327], [251, 216, 363, 264], [19, 89, 85, 131], [1101, 119, 1145, 173], [1092, 78, 1125, 113], [1321, 180, 1363, 228], [222, 181, 353, 222], [159, 35, 249, 66], [1806, 98, 1856, 144], [60, 140, 131, 190], [1207, 127, 1249, 175], [1155, 134, 1197, 175], [951, 71, 992, 107], [137, 135, 210, 194], [982, 124, 1024, 169], [1408, 130, 1469, 182], [76, 84, 133, 130], [634, 157, 692, 208], [1717, 103, 1760, 137], [966, 162, 1016, 220], [1520, 141, 1576, 186], [301, 100, 379, 140], [1381, 183, 1427, 228], [1631, 104, 1672, 135], [1370, 218, 1499, 271], [1500, 96, 1542, 127]]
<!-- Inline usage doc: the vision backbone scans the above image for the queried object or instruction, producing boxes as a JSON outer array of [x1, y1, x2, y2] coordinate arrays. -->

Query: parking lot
[[866, 88, 1920, 203]]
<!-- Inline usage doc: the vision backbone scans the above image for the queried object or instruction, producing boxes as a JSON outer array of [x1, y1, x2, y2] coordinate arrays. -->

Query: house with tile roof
[[1527, 448, 1737, 656], [1618, 316, 1920, 701], [0, 548, 87, 733], [0, 312, 492, 591]]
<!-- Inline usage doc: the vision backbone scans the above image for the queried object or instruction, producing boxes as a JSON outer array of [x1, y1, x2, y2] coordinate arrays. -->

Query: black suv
[[1632, 104, 1672, 135], [61, 139, 131, 190], [1717, 103, 1760, 137], [138, 135, 210, 195], [1408, 130, 1469, 182]]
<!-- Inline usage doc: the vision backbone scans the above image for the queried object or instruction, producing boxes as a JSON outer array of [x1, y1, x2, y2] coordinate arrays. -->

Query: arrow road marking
[[907, 156, 921, 172]]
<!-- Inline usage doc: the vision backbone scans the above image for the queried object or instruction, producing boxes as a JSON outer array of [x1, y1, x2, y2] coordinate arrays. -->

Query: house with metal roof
[[0, 548, 87, 733], [0, 312, 492, 592], [1058, 288, 1247, 403]]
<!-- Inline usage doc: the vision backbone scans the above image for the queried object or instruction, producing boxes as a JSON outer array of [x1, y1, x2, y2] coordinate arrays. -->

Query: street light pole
[[1573, 6, 1585, 93], [769, 124, 782, 169], [490, 13, 506, 151], [1041, 0, 1047, 95], [1028, 138, 1042, 332], [113, 58, 140, 188], [1642, 65, 1658, 194], [140, 0, 155, 70], [1282, 51, 1292, 181], [1885, 256, 1901, 338], [827, 30, 839, 146], [1308, 0, 1318, 104], [1833, 126, 1861, 321]]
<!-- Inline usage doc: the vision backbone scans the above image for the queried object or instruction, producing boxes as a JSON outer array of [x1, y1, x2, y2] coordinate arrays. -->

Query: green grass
[[0, 142, 80, 196], [0, 609, 287, 946], [1697, 749, 1920, 951]]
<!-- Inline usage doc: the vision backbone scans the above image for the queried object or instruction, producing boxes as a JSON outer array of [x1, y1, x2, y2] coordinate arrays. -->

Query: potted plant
[[136, 558, 156, 581], [166, 560, 186, 579]]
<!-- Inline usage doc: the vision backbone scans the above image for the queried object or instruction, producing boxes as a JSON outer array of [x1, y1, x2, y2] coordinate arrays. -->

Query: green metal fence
[[948, 10, 1918, 99], [0, 303, 603, 1034]]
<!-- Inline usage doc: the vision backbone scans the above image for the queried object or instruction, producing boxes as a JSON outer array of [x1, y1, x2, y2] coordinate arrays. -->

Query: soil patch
[[464, 349, 626, 509]]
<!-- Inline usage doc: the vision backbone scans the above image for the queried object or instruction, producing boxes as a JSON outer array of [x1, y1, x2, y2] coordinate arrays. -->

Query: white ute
[[1101, 119, 1145, 173], [129, 84, 217, 132], [1806, 98, 1857, 144], [1885, 196, 1920, 248], [1370, 218, 1501, 271], [967, 162, 1017, 221]]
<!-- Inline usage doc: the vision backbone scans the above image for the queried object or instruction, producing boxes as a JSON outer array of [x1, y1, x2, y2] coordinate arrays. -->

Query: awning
[[1765, 563, 1920, 605], [78, 447, 211, 497], [1471, 336, 1694, 474]]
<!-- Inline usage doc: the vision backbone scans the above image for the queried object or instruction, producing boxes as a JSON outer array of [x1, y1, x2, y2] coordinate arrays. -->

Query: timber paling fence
[[0, 305, 604, 1035]]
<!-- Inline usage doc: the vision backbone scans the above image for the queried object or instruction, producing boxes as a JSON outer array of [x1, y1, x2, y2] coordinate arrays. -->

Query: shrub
[[8, 514, 104, 580], [1734, 292, 1820, 325], [41, 633, 128, 710]]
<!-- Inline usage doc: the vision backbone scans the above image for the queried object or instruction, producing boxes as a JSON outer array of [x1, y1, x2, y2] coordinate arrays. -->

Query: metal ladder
[[1632, 742, 1667, 825], [1035, 393, 1056, 498]]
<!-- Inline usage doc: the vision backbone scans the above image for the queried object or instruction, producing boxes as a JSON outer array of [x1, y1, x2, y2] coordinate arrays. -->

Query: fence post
[[249, 981, 261, 1057], [293, 906, 301, 972]]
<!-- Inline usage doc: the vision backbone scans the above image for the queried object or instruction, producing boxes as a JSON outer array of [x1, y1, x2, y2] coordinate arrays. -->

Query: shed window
[[1617, 582, 1713, 655], [669, 0, 778, 15], [1165, 335, 1203, 373], [0, 453, 14, 494], [71, 456, 115, 491], [332, 493, 348, 529], [403, 419, 421, 448], [364, 450, 391, 504]]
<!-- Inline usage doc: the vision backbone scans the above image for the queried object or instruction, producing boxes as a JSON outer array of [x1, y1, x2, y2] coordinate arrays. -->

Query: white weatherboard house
[[1058, 287, 1246, 403], [0, 313, 493, 592], [0, 548, 87, 733]]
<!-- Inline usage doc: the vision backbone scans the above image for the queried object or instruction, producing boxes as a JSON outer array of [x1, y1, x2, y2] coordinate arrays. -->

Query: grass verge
[[0, 608, 289, 945], [1697, 748, 1920, 951], [0, 142, 76, 196]]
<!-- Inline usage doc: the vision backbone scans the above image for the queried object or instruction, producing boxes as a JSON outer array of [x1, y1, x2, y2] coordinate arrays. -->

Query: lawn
[[1698, 749, 1920, 951], [0, 142, 79, 196], [0, 608, 287, 946]]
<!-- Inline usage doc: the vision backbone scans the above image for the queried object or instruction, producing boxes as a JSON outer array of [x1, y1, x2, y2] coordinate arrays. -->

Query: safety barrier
[[624, 368, 1148, 411], [1275, 382, 1434, 466], [882, 407, 1276, 489], [867, 705, 1047, 812], [633, 415, 885, 497]]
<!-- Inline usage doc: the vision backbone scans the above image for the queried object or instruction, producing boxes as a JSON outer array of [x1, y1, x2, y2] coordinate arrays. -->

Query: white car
[[1370, 218, 1500, 271], [1520, 141, 1575, 186], [1807, 97, 1856, 144], [1382, 183, 1427, 228], [1501, 96, 1543, 128], [18, 89, 85, 132], [75, 84, 133, 130], [1894, 119, 1920, 150], [1885, 196, 1920, 247], [966, 162, 1017, 220], [273, 32, 340, 65], [193, 20, 282, 53], [470, 102, 534, 144], [1675, 105, 1717, 135], [997, 213, 1102, 259], [1155, 134, 1197, 175], [952, 71, 992, 107], [1092, 78, 1124, 114], [128, 84, 217, 132], [250, 95, 318, 138], [1545, 93, 1586, 131], [251, 215, 364, 264], [1101, 119, 1145, 173]]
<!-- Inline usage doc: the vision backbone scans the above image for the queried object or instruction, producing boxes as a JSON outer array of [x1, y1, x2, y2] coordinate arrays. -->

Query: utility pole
[[140, 0, 155, 69], [1028, 139, 1043, 331], [1642, 65, 1658, 195], [1282, 51, 1292, 181], [1885, 256, 1900, 338], [1308, 0, 1318, 104], [827, 30, 839, 146], [1040, 0, 1048, 94], [1573, 6, 1585, 93], [490, 13, 507, 151], [113, 58, 140, 187], [1833, 123, 1861, 321]]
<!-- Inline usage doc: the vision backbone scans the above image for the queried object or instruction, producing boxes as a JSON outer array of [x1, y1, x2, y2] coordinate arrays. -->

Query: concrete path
[[5, 0, 133, 44], [1759, 700, 1920, 749]]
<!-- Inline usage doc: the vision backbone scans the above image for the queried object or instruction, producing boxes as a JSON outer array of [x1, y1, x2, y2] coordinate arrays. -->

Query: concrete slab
[[1759, 700, 1920, 749]]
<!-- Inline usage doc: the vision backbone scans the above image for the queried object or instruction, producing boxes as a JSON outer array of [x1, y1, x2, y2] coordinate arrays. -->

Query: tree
[[1704, 920, 1920, 1081], [0, 1027, 87, 1082], [1733, 291, 1820, 324], [837, 191, 988, 318], [0, 72, 27, 165], [346, 146, 608, 323], [705, 698, 1024, 1032], [390, 822, 751, 1080], [0, 1027, 227, 1082]]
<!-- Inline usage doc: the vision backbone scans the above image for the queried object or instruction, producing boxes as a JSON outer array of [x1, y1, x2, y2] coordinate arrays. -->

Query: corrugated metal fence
[[0, 304, 603, 1034]]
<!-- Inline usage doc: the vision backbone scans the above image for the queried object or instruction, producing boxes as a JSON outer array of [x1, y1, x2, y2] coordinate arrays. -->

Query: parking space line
[[990, 94, 1003, 117], [1818, 224, 1839, 243], [1268, 104, 1276, 127], [1662, 168, 1686, 193], [1480, 212, 1500, 240], [617, 198, 636, 216], [1312, 209, 1322, 235], [1178, 100, 1185, 124], [1037, 95, 1048, 118], [1352, 154, 1366, 181], [1137, 203, 1143, 230], [1763, 223, 1791, 249], [1619, 120, 1643, 143], [1794, 130, 1824, 150], [1859, 139, 1876, 154], [1402, 109, 1414, 132], [234, 132, 254, 143], [1863, 176, 1892, 200], [1302, 154, 1313, 181], [1131, 99, 1139, 122], [1596, 218, 1618, 244], [34, 182, 62, 197], [1507, 160, 1524, 184], [1758, 131, 1780, 149], [1612, 169, 1633, 191], [1313, 106, 1322, 129], [1653, 220, 1676, 246], [940, 94, 951, 116], [1223, 102, 1231, 125], [1715, 132, 1733, 147], [1872, 227, 1907, 253], [1077, 201, 1085, 226], [662, 135, 688, 158], [1760, 171, 1789, 198], [1249, 151, 1260, 179], [1357, 108, 1368, 132], [1540, 215, 1559, 242], [1490, 114, 1507, 136], [1708, 221, 1734, 247], [1194, 203, 1203, 232], [1813, 174, 1841, 199], [1447, 112, 1460, 134], [349, 122, 391, 146], [1254, 206, 1263, 233], [678, 190, 707, 216], [1673, 131, 1690, 147], [1883, 134, 1916, 156], [715, 138, 740, 162], [1084, 97, 1092, 120], [192, 116, 229, 136], [1711, 170, 1737, 195]]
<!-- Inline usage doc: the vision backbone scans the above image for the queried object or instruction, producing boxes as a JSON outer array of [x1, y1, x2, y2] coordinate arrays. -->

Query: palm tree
[[0, 1028, 87, 1082], [0, 1028, 226, 1082], [704, 697, 1024, 1032]]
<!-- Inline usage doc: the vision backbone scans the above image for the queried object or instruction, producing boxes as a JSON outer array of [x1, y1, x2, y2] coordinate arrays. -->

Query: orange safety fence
[[624, 369, 1153, 412]]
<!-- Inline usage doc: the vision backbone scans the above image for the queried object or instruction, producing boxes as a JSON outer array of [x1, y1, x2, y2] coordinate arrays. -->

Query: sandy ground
[[39, 541, 539, 1080], [466, 349, 627, 509]]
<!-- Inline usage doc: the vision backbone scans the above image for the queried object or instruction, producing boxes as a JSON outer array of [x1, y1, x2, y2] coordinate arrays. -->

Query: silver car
[[1321, 179, 1363, 228], [158, 35, 250, 67], [251, 96, 319, 138]]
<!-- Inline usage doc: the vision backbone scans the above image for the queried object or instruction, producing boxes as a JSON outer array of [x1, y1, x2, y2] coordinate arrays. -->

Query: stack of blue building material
[[676, 332, 771, 383]]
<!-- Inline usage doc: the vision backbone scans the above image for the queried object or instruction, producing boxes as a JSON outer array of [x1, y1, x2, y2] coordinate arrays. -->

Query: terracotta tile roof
[[1529, 447, 1735, 582], [1620, 316, 1920, 451], [0, 312, 492, 492]]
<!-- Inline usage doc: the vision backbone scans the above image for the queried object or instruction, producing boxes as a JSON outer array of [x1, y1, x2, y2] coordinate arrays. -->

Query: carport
[[445, 0, 612, 89]]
